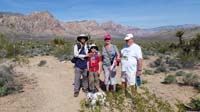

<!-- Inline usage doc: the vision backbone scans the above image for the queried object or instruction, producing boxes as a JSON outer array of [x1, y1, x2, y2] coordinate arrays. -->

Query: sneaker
[[74, 92, 79, 97]]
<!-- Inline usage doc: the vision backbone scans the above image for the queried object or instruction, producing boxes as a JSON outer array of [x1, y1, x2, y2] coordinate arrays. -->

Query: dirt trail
[[0, 56, 85, 112], [0, 56, 199, 112]]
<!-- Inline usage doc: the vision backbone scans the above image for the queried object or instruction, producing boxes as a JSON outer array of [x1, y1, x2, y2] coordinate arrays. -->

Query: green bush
[[52, 37, 65, 45], [143, 69, 154, 75], [168, 67, 178, 71], [167, 58, 183, 69], [175, 71, 186, 76], [154, 66, 168, 73], [143, 50, 155, 56], [150, 58, 164, 68], [143, 55, 150, 60], [163, 75, 177, 84], [188, 98, 200, 111], [0, 65, 22, 96], [0, 86, 7, 96], [182, 73, 199, 86]]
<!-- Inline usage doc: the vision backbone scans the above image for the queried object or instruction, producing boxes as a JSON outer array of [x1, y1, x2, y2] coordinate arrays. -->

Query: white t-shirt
[[121, 43, 142, 72]]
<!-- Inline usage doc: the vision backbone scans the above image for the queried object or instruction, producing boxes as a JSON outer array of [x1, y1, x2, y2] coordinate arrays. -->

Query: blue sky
[[0, 0, 200, 28]]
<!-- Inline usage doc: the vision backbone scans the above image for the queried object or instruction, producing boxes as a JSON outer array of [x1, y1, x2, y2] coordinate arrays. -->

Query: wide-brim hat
[[89, 44, 98, 50], [77, 34, 89, 42]]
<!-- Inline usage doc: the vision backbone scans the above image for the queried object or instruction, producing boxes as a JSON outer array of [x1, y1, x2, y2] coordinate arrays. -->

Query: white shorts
[[121, 71, 136, 86]]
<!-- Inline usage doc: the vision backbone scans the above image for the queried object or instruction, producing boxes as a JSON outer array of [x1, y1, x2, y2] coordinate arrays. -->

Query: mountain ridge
[[0, 11, 199, 40]]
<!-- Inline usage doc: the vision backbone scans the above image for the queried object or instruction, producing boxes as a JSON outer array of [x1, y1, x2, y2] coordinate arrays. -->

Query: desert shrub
[[22, 41, 54, 57], [143, 50, 155, 56], [175, 71, 186, 76], [182, 73, 199, 86], [163, 75, 177, 84], [187, 98, 200, 111], [0, 65, 22, 96], [195, 85, 200, 92], [0, 34, 22, 58], [53, 42, 73, 60], [168, 67, 178, 71], [143, 69, 154, 75], [150, 57, 164, 68], [0, 49, 7, 58], [38, 60, 47, 67], [158, 46, 168, 54], [143, 55, 150, 60], [154, 66, 168, 73], [178, 51, 197, 68], [166, 58, 183, 69], [52, 37, 65, 45]]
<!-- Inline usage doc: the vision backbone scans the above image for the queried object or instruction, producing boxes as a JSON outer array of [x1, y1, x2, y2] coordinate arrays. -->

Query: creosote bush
[[182, 73, 199, 86], [0, 65, 22, 96], [163, 75, 177, 84]]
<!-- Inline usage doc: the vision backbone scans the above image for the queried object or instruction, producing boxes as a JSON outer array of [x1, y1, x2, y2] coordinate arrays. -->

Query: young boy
[[87, 44, 102, 93]]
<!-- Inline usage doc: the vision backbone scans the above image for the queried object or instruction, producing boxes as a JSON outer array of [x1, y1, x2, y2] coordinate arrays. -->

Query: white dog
[[86, 92, 106, 106]]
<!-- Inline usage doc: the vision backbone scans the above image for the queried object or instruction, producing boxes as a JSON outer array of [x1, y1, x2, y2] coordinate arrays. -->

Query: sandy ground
[[0, 56, 85, 112], [142, 56, 200, 109], [0, 56, 199, 112]]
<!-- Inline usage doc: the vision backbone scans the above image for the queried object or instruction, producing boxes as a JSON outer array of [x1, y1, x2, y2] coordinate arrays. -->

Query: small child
[[87, 44, 102, 93]]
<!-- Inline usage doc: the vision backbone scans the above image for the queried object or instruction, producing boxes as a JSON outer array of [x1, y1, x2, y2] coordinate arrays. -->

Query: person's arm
[[98, 53, 102, 74], [136, 46, 143, 76], [114, 45, 120, 65], [74, 44, 88, 58], [87, 59, 90, 71], [137, 59, 143, 75]]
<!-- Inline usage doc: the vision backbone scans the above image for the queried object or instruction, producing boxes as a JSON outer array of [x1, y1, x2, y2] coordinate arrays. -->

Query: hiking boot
[[74, 92, 79, 97]]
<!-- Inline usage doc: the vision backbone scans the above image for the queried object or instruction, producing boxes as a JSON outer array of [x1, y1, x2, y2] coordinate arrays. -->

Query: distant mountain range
[[0, 11, 199, 41]]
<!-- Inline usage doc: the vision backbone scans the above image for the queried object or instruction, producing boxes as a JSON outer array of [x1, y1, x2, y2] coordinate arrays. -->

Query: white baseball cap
[[124, 33, 134, 40]]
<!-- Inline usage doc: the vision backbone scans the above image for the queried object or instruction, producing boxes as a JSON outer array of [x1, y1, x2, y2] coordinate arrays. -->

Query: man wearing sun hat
[[73, 34, 90, 97], [120, 33, 143, 96]]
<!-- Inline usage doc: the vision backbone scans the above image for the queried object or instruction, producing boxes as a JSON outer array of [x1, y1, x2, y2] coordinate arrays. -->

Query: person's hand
[[85, 54, 89, 57], [97, 70, 101, 75]]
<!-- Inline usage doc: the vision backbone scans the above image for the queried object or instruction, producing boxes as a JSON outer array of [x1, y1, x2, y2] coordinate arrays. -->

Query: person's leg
[[122, 82, 127, 94], [89, 72, 95, 92], [121, 71, 126, 94], [94, 72, 100, 92], [127, 71, 137, 97], [82, 69, 88, 92], [103, 65, 110, 92], [110, 68, 117, 92], [74, 67, 81, 97], [131, 85, 137, 96]]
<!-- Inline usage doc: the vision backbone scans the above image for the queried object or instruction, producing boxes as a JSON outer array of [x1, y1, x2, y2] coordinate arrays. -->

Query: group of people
[[73, 33, 143, 97]]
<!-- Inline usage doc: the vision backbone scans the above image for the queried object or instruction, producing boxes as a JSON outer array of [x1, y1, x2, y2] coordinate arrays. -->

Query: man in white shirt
[[121, 33, 143, 96]]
